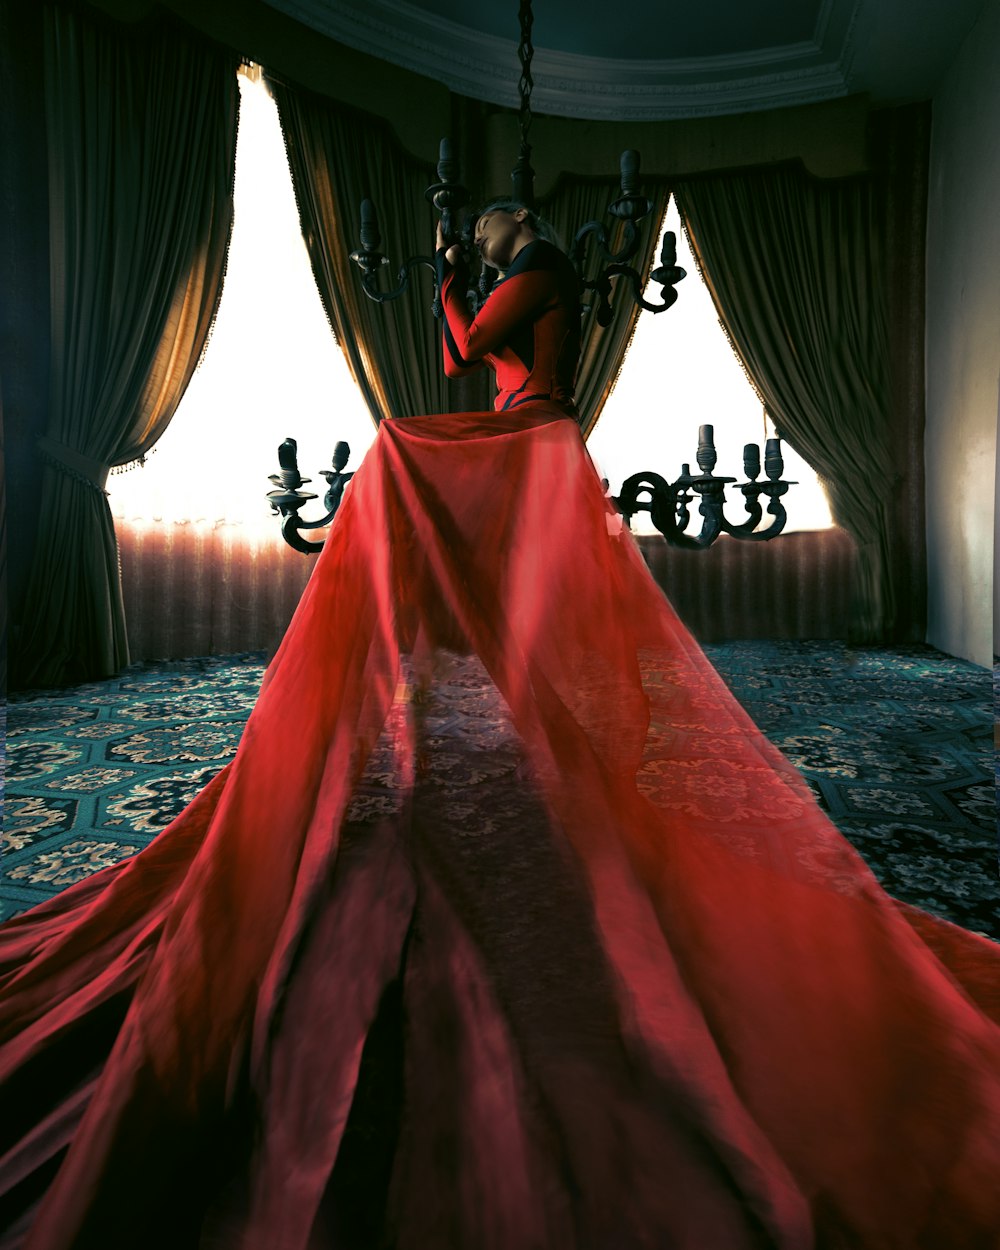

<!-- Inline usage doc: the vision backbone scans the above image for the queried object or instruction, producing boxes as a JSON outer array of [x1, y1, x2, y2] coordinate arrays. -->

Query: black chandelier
[[269, 0, 795, 552], [348, 0, 686, 325]]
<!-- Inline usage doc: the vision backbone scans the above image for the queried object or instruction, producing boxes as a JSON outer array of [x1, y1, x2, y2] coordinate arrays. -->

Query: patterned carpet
[[995, 655, 1000, 848], [3, 643, 998, 938]]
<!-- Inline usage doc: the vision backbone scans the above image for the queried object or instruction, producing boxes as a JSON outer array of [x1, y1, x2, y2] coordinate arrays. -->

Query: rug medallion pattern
[[3, 644, 997, 938]]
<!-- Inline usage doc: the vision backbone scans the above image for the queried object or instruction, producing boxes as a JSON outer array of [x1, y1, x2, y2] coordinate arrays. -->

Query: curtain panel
[[674, 167, 896, 642], [14, 5, 238, 689], [869, 104, 930, 643], [268, 77, 446, 425], [543, 180, 669, 438]]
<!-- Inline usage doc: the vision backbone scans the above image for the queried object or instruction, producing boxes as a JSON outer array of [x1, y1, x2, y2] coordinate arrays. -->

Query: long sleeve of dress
[[435, 243, 582, 414], [437, 250, 555, 373], [435, 250, 483, 378]]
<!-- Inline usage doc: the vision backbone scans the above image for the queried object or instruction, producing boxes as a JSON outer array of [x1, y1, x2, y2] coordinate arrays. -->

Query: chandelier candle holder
[[571, 151, 687, 325], [612, 427, 795, 548], [267, 427, 794, 555], [266, 439, 353, 554], [349, 138, 473, 319], [349, 142, 685, 321]]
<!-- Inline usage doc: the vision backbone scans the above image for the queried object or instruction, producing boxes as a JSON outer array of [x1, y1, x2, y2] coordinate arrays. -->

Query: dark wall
[[1, 1, 51, 669]]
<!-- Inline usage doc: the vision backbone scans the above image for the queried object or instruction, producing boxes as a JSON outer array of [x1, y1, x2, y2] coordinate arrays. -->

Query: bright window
[[587, 198, 834, 534], [109, 68, 376, 541]]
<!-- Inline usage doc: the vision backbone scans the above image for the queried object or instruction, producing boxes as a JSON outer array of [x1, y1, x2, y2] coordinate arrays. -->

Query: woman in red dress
[[2, 206, 999, 1250]]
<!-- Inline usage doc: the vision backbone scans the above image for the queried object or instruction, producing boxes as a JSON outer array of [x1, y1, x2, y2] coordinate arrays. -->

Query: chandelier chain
[[517, 0, 534, 150]]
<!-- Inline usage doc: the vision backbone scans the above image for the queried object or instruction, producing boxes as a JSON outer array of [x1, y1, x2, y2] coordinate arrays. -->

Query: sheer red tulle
[[2, 409, 999, 1249]]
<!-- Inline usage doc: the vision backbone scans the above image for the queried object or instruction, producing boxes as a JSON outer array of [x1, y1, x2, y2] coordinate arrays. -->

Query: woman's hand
[[435, 220, 464, 267]]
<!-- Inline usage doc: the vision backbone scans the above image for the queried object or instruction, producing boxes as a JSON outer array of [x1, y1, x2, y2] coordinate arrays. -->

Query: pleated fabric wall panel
[[118, 523, 855, 661], [636, 528, 855, 642], [118, 525, 317, 663]]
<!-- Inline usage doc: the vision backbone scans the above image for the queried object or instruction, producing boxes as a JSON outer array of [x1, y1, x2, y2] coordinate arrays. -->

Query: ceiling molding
[[265, 0, 861, 119], [837, 0, 867, 85], [263, 0, 980, 120]]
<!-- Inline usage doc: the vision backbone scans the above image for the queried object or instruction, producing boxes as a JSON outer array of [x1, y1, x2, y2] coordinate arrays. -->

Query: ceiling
[[263, 0, 986, 119]]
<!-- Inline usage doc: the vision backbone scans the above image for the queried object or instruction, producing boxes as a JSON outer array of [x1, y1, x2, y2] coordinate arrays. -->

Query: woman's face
[[474, 208, 530, 270]]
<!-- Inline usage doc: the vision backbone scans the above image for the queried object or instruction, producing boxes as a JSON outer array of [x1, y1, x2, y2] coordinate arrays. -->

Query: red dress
[[2, 248, 999, 1250]]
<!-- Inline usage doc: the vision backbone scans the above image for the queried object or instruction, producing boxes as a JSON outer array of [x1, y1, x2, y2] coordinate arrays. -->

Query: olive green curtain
[[1, 376, 7, 695], [674, 167, 896, 642], [14, 6, 238, 688], [544, 181, 670, 437], [268, 77, 445, 424]]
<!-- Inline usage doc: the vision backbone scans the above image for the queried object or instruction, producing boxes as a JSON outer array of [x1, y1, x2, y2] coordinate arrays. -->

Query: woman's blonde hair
[[477, 199, 563, 252]]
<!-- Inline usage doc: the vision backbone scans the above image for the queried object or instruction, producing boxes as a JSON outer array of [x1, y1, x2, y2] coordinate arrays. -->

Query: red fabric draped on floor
[[2, 410, 999, 1249]]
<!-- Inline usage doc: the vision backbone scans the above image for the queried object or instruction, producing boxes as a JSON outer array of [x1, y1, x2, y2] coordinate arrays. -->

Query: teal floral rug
[[713, 642, 997, 939], [3, 643, 997, 938]]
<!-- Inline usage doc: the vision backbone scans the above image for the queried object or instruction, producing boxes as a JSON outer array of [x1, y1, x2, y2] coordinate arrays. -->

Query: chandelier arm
[[611, 471, 668, 527], [270, 488, 350, 554], [357, 256, 440, 311], [570, 220, 643, 276], [613, 473, 705, 551], [718, 490, 765, 536], [690, 486, 726, 546], [720, 485, 791, 541], [579, 271, 614, 327], [569, 222, 605, 273], [603, 264, 681, 315], [279, 514, 332, 555]]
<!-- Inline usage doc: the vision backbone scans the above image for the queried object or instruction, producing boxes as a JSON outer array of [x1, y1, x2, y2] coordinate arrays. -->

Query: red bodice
[[438, 240, 581, 416]]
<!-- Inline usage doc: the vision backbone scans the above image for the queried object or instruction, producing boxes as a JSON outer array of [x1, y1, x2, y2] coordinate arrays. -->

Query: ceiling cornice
[[265, 0, 862, 120]]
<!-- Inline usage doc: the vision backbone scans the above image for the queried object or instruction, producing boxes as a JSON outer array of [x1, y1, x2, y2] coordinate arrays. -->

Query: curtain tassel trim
[[675, 206, 769, 412], [37, 435, 111, 494], [110, 449, 157, 475]]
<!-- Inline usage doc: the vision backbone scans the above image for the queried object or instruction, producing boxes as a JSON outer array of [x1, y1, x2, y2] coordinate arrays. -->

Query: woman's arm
[[435, 223, 558, 376], [438, 259, 556, 374], [435, 250, 485, 378], [434, 222, 481, 378]]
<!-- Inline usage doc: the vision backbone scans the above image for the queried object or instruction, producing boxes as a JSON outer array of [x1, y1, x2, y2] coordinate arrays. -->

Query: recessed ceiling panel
[[406, 0, 822, 60]]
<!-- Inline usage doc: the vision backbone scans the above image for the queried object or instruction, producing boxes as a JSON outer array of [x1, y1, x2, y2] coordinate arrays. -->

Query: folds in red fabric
[[2, 410, 999, 1249]]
